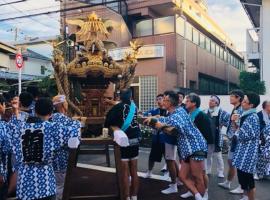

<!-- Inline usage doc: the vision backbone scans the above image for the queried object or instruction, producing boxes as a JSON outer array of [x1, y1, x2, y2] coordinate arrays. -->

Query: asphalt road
[[78, 146, 270, 200]]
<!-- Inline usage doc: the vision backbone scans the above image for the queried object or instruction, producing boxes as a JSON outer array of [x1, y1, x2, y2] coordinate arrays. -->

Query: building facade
[[0, 41, 53, 93], [241, 0, 270, 94], [62, 0, 245, 111]]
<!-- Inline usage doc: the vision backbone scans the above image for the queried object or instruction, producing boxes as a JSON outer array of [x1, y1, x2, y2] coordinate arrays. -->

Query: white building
[[241, 0, 270, 94], [0, 41, 53, 88]]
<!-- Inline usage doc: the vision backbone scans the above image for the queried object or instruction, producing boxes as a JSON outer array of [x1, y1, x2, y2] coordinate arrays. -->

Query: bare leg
[[227, 159, 236, 181], [121, 161, 130, 199], [166, 160, 177, 184], [247, 189, 255, 200], [179, 161, 199, 195], [129, 159, 139, 196], [190, 159, 205, 196], [8, 172, 17, 196], [204, 172, 209, 190]]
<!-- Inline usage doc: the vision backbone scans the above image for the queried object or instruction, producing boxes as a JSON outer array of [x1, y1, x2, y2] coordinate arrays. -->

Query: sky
[[0, 0, 60, 42], [0, 0, 253, 53], [207, 0, 253, 52]]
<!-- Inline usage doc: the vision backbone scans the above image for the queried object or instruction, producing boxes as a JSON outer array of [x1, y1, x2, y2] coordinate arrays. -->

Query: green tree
[[239, 71, 266, 95], [0, 80, 10, 92], [38, 76, 58, 97]]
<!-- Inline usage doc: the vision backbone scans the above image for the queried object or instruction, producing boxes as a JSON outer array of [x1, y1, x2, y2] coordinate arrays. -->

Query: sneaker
[[254, 173, 259, 180], [143, 171, 152, 178], [202, 191, 208, 200], [162, 171, 171, 182], [218, 181, 231, 189], [161, 164, 167, 173], [239, 195, 248, 200], [161, 184, 178, 194], [180, 191, 193, 198], [230, 185, 244, 194], [217, 172, 225, 178]]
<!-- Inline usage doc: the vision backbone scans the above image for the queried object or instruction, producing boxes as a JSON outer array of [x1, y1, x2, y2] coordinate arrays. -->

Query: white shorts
[[165, 143, 177, 161], [55, 171, 66, 200]]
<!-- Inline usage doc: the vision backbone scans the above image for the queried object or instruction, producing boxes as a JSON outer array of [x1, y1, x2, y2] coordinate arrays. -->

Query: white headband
[[210, 96, 220, 105], [53, 95, 66, 105]]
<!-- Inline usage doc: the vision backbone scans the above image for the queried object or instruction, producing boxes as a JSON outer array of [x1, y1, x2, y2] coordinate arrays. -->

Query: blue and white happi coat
[[232, 113, 260, 174], [0, 121, 11, 183], [262, 125, 270, 160], [10, 118, 79, 200], [50, 113, 81, 172], [158, 107, 207, 160], [227, 106, 243, 139], [256, 124, 270, 176]]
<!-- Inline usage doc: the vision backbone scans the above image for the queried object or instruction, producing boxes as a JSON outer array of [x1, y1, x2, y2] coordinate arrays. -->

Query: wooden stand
[[62, 137, 125, 200]]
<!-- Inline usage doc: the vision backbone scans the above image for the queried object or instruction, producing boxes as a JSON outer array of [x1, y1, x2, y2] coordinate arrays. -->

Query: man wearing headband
[[204, 95, 230, 178], [218, 89, 244, 195], [51, 95, 81, 200], [144, 91, 207, 200], [9, 98, 80, 200]]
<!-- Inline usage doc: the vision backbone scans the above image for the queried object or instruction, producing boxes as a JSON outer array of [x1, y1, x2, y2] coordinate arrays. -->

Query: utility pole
[[175, 0, 187, 89], [222, 42, 230, 94], [7, 27, 23, 42]]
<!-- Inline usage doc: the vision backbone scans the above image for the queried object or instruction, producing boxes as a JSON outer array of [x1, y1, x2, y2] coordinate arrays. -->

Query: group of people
[[0, 86, 270, 200], [0, 87, 81, 200], [106, 89, 270, 200], [141, 90, 270, 200]]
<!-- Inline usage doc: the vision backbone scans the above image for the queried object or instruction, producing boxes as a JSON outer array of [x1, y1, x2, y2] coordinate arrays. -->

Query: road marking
[[77, 163, 169, 181]]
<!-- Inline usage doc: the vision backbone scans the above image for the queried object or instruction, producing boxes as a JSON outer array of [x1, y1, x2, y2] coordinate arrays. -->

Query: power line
[[0, 0, 26, 7], [1, 0, 59, 30], [0, 1, 83, 17], [0, 0, 126, 22]]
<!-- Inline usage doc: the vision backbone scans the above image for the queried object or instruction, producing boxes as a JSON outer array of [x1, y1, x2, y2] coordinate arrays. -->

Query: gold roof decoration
[[66, 12, 110, 42], [52, 13, 142, 115]]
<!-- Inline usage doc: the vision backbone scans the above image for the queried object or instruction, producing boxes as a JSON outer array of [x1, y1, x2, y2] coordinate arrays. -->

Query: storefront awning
[[0, 71, 44, 81]]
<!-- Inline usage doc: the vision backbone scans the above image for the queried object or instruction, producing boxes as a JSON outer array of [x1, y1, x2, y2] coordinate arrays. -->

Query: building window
[[205, 37, 211, 52], [135, 19, 153, 37], [216, 45, 220, 58], [220, 48, 224, 60], [190, 80, 197, 90], [192, 29, 199, 45], [154, 16, 174, 35], [140, 76, 157, 112], [105, 0, 119, 12], [41, 65, 46, 75], [176, 16, 185, 36], [186, 23, 193, 41], [199, 33, 206, 49], [210, 41, 216, 55], [224, 50, 227, 62], [199, 74, 228, 95]]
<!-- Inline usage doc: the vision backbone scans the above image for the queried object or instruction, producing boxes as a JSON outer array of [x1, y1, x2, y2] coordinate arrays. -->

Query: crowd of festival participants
[[0, 86, 270, 200]]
